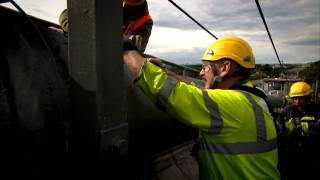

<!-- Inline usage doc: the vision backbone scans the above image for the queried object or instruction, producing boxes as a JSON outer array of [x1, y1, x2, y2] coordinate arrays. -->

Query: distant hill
[[183, 60, 320, 82], [298, 60, 320, 82]]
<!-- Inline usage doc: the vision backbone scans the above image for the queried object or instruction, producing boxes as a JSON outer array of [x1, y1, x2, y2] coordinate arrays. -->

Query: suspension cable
[[168, 0, 218, 39], [255, 0, 286, 76]]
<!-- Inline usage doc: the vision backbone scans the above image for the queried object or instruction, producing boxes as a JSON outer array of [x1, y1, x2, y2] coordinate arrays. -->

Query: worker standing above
[[58, 0, 153, 52], [123, 36, 280, 179], [123, 0, 153, 53], [277, 81, 320, 179]]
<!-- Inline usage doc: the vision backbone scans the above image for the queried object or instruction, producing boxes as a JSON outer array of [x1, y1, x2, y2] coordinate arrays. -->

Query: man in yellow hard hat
[[123, 36, 280, 179], [282, 82, 319, 135], [277, 81, 320, 179]]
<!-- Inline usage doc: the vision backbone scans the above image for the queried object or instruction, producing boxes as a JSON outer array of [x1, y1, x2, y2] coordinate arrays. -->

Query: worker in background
[[59, 8, 68, 35], [58, 0, 153, 53], [123, 36, 280, 179], [123, 0, 153, 53], [277, 81, 320, 179]]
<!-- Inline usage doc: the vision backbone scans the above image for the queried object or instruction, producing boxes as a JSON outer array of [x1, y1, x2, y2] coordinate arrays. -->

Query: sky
[[2, 0, 319, 65]]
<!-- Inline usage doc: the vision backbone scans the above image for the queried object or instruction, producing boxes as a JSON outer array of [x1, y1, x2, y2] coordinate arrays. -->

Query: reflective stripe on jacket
[[286, 115, 316, 134], [123, 14, 152, 35], [135, 61, 280, 180]]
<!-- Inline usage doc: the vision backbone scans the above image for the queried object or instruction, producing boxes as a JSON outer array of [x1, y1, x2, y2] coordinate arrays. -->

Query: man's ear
[[219, 61, 231, 77]]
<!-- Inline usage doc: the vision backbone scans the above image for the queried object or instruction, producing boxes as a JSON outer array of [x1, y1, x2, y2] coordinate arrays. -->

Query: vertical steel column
[[68, 0, 126, 168], [315, 80, 319, 104]]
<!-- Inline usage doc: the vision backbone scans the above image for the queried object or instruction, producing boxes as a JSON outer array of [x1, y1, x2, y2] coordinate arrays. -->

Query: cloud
[[2, 0, 318, 64], [147, 0, 320, 64], [286, 39, 320, 46], [1, 0, 66, 24], [149, 47, 204, 65]]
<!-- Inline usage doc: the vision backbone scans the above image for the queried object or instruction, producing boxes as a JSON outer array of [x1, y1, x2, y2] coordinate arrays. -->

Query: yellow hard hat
[[202, 36, 255, 69], [289, 82, 312, 98], [123, 0, 145, 6]]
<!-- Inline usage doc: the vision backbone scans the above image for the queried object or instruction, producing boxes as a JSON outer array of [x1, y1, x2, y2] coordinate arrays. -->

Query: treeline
[[182, 60, 320, 82], [299, 60, 320, 82]]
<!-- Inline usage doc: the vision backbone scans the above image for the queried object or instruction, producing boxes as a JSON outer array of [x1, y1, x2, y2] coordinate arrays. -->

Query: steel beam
[[68, 0, 126, 174]]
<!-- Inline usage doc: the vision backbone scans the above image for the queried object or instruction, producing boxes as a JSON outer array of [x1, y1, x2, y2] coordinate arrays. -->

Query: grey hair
[[210, 58, 253, 79]]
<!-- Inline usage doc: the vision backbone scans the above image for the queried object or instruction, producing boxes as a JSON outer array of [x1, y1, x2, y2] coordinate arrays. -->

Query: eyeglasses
[[201, 63, 211, 72]]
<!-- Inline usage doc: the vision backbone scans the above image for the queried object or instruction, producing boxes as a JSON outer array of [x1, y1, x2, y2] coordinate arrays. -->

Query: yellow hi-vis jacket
[[135, 61, 280, 180]]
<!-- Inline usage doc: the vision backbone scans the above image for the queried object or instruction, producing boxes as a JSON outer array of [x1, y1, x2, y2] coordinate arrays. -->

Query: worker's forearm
[[166, 70, 190, 84], [123, 50, 146, 78]]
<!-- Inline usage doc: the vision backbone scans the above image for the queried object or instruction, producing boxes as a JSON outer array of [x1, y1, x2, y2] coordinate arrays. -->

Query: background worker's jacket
[[277, 103, 320, 179], [135, 61, 280, 180], [280, 104, 320, 136], [123, 14, 152, 36], [123, 2, 153, 53], [123, 15, 152, 53], [278, 104, 320, 152]]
